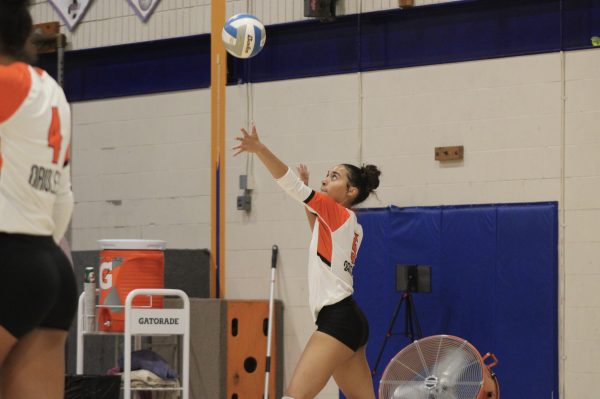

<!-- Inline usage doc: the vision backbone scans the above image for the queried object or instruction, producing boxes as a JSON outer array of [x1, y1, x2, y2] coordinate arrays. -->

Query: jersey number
[[47, 107, 61, 164]]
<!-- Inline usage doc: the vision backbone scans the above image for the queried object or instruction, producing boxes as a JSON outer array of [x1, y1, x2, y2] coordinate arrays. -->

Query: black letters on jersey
[[28, 164, 60, 194]]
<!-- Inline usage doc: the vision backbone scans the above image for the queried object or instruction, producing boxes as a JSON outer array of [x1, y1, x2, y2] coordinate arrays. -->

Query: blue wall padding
[[38, 0, 600, 101], [351, 203, 558, 399], [357, 0, 560, 72], [229, 17, 361, 83], [562, 0, 600, 50], [39, 36, 211, 101]]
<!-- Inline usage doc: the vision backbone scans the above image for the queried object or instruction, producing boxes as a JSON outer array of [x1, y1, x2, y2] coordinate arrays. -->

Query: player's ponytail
[[343, 163, 381, 206], [0, 0, 33, 60]]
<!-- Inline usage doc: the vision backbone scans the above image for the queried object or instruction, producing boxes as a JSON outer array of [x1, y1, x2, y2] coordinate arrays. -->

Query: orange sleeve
[[0, 63, 31, 123], [304, 191, 350, 232]]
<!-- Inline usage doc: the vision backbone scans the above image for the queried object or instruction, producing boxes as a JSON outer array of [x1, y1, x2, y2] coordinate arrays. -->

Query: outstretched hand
[[297, 164, 310, 185], [232, 124, 288, 179], [233, 125, 263, 156]]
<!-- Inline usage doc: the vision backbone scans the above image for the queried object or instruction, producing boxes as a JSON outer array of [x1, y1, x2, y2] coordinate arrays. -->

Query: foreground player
[[0, 1, 77, 398], [234, 126, 380, 399]]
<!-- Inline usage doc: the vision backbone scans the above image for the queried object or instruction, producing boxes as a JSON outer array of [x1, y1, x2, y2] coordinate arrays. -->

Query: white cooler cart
[[76, 288, 190, 399]]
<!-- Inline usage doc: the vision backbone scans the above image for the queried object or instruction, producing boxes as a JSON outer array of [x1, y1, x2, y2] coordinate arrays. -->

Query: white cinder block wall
[[71, 90, 212, 250], [564, 50, 600, 397], [361, 55, 562, 207], [30, 2, 600, 398], [30, 0, 460, 50], [65, 50, 600, 399]]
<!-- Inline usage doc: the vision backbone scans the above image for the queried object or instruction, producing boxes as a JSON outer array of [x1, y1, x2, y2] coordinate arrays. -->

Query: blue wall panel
[[562, 0, 600, 50], [229, 18, 361, 83], [353, 202, 558, 399], [39, 36, 211, 101], [438, 206, 497, 347], [37, 0, 600, 101], [494, 204, 559, 398], [359, 0, 560, 71]]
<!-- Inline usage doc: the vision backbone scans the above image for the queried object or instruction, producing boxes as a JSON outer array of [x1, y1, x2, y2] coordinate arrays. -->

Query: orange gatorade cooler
[[97, 239, 166, 332]]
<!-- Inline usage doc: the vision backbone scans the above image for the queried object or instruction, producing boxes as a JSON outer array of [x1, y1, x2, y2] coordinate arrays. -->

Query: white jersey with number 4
[[0, 62, 73, 242]]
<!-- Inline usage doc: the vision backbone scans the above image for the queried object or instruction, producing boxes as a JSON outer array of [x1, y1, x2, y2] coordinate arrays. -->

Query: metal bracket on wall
[[32, 22, 65, 54], [435, 146, 464, 162], [237, 174, 252, 211]]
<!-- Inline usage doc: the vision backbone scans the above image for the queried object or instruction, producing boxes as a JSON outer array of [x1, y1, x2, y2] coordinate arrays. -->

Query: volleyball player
[[0, 1, 77, 397], [234, 125, 380, 399]]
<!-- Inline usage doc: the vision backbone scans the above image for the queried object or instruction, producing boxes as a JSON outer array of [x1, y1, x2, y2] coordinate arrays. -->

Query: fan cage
[[379, 335, 485, 399]]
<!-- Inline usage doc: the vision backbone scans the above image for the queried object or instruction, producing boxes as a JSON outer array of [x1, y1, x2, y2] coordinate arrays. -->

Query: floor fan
[[379, 335, 499, 399]]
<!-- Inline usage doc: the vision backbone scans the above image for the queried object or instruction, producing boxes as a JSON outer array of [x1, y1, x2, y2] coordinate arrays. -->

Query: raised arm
[[233, 126, 348, 230], [234, 125, 312, 203], [233, 125, 287, 179], [297, 163, 316, 231]]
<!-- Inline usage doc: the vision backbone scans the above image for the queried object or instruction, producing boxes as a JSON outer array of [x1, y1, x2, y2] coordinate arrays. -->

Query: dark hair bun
[[342, 162, 382, 206], [360, 164, 381, 193]]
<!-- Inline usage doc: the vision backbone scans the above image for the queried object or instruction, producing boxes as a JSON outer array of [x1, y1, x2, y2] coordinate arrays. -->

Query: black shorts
[[316, 296, 369, 352], [0, 232, 78, 338]]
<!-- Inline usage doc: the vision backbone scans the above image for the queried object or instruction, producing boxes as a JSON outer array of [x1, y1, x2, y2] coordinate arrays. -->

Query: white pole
[[263, 245, 278, 399], [76, 292, 85, 374]]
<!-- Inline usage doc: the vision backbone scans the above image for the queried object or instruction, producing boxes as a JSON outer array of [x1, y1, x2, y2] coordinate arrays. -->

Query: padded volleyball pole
[[264, 245, 279, 399]]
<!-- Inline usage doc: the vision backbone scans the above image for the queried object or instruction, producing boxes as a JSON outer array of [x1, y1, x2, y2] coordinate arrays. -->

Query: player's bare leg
[[333, 345, 376, 399], [285, 331, 355, 399], [0, 326, 17, 367], [1, 328, 68, 399]]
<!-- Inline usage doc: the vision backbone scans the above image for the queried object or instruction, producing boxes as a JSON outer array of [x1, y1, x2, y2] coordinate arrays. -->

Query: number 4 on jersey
[[47, 107, 61, 164]]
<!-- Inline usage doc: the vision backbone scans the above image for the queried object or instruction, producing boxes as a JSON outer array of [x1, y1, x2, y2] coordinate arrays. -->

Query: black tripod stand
[[371, 265, 430, 376]]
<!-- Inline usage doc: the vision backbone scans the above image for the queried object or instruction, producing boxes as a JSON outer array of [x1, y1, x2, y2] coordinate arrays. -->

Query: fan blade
[[433, 349, 470, 388], [391, 383, 427, 399]]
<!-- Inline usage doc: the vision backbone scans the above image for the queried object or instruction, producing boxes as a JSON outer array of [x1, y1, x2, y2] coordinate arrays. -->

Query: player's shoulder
[[2, 63, 58, 86], [0, 62, 36, 123], [0, 61, 33, 86], [32, 66, 66, 100]]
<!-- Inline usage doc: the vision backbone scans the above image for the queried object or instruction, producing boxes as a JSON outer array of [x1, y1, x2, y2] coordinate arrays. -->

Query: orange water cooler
[[97, 239, 166, 332]]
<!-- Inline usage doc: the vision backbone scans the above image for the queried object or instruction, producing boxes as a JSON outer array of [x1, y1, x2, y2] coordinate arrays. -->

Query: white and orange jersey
[[277, 168, 363, 321], [0, 62, 73, 242]]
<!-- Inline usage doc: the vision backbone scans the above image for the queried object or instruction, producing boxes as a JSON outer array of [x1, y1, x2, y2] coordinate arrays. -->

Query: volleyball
[[222, 14, 266, 59]]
